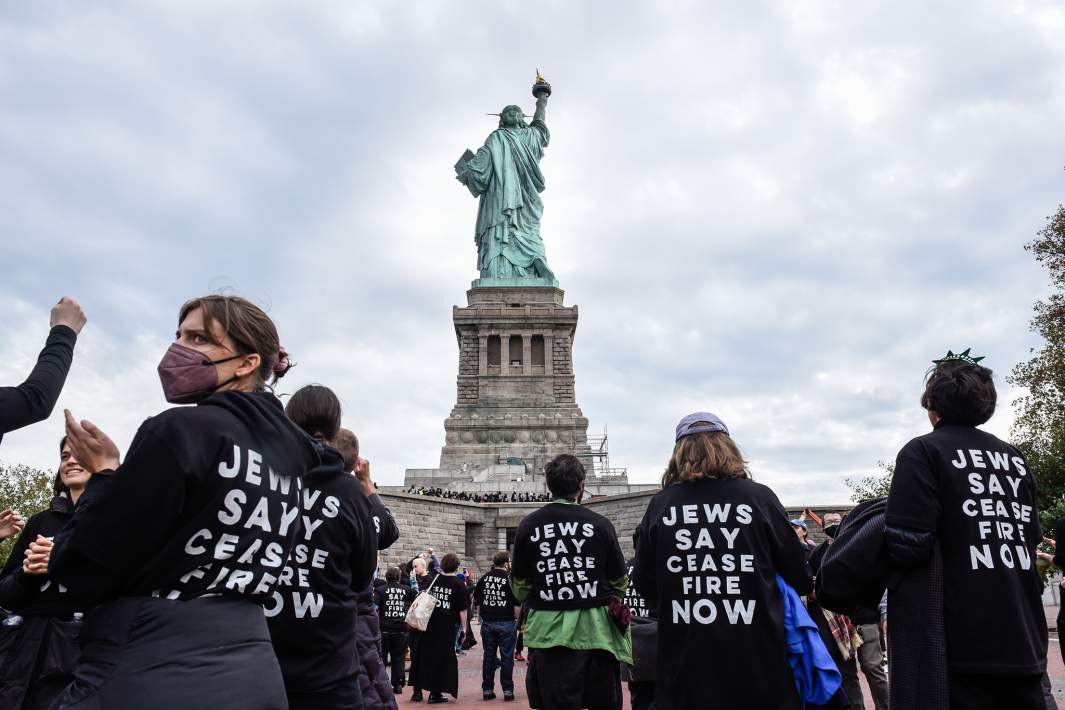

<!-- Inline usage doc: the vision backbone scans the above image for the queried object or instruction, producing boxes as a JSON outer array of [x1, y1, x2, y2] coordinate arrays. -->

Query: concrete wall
[[377, 490, 853, 578]]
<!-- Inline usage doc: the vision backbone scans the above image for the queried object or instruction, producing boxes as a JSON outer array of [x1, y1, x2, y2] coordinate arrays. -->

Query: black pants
[[627, 681, 655, 710], [1058, 605, 1065, 666], [527, 647, 622, 710], [947, 672, 1044, 710], [381, 630, 408, 689], [0, 614, 80, 710], [287, 676, 363, 710]]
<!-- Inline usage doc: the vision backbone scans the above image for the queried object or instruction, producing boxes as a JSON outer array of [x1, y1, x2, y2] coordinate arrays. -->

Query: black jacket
[[50, 390, 320, 605], [818, 496, 949, 710], [0, 326, 75, 447], [812, 498, 888, 621], [0, 494, 83, 617], [885, 424, 1045, 675], [474, 568, 519, 622], [267, 444, 379, 694], [633, 477, 811, 710], [511, 501, 627, 611]]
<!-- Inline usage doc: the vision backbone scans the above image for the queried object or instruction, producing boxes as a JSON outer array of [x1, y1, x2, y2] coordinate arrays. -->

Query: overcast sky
[[1, 1, 1063, 504]]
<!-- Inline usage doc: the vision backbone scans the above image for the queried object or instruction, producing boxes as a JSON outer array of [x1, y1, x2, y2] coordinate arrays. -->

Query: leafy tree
[[0, 463, 55, 568], [1008, 203, 1065, 533], [846, 461, 894, 503]]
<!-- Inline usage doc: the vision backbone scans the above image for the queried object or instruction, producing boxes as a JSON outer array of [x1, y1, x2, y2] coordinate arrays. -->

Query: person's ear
[[235, 353, 261, 379]]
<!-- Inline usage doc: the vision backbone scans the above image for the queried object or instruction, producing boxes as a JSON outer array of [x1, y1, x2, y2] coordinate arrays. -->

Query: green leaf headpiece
[[931, 348, 986, 366]]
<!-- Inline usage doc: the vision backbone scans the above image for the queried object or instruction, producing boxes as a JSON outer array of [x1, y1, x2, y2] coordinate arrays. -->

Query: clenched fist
[[50, 297, 86, 335]]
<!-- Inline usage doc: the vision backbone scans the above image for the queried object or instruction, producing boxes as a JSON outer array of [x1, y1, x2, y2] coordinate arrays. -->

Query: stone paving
[[394, 618, 1065, 709]]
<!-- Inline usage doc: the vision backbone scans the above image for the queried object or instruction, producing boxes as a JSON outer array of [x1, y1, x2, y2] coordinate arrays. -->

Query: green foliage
[[1008, 203, 1065, 534], [846, 461, 894, 503], [0, 463, 55, 568]]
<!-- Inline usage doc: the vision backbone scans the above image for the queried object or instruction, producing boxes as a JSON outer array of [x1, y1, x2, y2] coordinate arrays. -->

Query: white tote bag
[[405, 575, 440, 631]]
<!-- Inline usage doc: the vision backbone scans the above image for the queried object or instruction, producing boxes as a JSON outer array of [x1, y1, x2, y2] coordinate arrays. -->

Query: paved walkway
[[396, 619, 1065, 709]]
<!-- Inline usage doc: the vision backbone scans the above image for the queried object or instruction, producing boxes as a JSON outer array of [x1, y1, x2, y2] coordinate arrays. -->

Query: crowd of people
[[405, 487, 553, 503], [0, 294, 1060, 710]]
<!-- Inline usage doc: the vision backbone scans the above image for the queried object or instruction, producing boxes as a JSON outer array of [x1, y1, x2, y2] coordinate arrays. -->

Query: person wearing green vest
[[510, 454, 632, 709]]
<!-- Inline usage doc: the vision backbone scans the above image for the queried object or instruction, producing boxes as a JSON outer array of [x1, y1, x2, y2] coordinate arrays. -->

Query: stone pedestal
[[438, 285, 591, 476]]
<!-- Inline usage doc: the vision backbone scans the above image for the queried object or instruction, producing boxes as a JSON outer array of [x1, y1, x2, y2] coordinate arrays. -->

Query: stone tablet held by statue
[[455, 72, 558, 288]]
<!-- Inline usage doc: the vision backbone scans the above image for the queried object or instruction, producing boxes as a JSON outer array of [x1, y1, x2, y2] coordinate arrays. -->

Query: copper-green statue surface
[[455, 75, 558, 288]]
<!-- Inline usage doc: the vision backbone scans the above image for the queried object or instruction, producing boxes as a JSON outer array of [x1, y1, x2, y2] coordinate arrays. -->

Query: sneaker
[[483, 692, 497, 700], [393, 685, 404, 696], [513, 652, 525, 662], [411, 689, 424, 702], [427, 693, 449, 704], [503, 692, 515, 702]]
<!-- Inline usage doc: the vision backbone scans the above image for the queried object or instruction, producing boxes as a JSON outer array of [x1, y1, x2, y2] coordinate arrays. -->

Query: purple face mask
[[157, 343, 241, 404]]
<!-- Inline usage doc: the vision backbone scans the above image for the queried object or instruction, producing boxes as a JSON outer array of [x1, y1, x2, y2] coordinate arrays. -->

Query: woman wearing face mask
[[38, 295, 319, 710], [0, 437, 90, 710], [267, 384, 379, 710]]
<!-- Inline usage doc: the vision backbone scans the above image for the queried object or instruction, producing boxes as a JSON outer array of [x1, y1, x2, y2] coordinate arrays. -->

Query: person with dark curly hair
[[886, 351, 1046, 709]]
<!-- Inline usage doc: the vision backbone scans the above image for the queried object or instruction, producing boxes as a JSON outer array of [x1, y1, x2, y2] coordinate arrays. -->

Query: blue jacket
[[776, 574, 841, 706]]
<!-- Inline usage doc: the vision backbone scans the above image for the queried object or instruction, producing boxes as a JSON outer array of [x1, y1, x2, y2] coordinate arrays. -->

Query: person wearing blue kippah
[[632, 412, 818, 710]]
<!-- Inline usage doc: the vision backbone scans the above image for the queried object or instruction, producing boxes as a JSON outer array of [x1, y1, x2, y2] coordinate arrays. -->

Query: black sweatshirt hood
[[305, 442, 347, 480], [198, 390, 319, 478]]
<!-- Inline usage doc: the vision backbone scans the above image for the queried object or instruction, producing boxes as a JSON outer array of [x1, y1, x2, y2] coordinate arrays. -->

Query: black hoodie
[[50, 391, 320, 605], [0, 325, 76, 447], [0, 493, 83, 616], [266, 443, 379, 694]]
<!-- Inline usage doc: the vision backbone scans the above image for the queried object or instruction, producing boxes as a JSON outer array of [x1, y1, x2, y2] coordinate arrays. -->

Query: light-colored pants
[[857, 623, 889, 710]]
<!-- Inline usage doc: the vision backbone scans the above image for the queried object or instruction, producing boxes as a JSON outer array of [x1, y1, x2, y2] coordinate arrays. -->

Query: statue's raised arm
[[453, 72, 558, 287], [532, 69, 551, 126]]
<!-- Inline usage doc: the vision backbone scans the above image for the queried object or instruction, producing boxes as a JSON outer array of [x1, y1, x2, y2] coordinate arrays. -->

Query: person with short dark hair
[[511, 454, 631, 710], [886, 353, 1045, 708], [409, 552, 469, 704], [333, 425, 403, 708], [475, 550, 521, 701], [376, 566, 417, 696], [632, 412, 815, 710]]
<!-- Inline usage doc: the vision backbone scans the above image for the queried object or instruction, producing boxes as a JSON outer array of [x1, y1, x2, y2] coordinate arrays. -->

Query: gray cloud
[[1, 1, 1062, 503]]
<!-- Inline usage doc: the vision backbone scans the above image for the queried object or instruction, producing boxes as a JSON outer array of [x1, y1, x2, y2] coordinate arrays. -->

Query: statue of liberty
[[455, 72, 557, 285]]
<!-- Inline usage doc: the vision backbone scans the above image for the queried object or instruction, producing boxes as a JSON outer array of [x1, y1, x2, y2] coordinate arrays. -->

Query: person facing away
[[0, 297, 85, 448], [885, 353, 1046, 709], [510, 453, 632, 710], [40, 294, 319, 710], [807, 512, 885, 710], [408, 552, 469, 704], [474, 550, 521, 701], [267, 384, 379, 710], [0, 436, 90, 710], [622, 556, 655, 710], [632, 412, 813, 710], [335, 426, 402, 710], [375, 566, 417, 696]]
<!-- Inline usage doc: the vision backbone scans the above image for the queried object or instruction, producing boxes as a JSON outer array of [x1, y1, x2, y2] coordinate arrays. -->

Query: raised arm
[[532, 93, 548, 126], [0, 297, 86, 441]]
